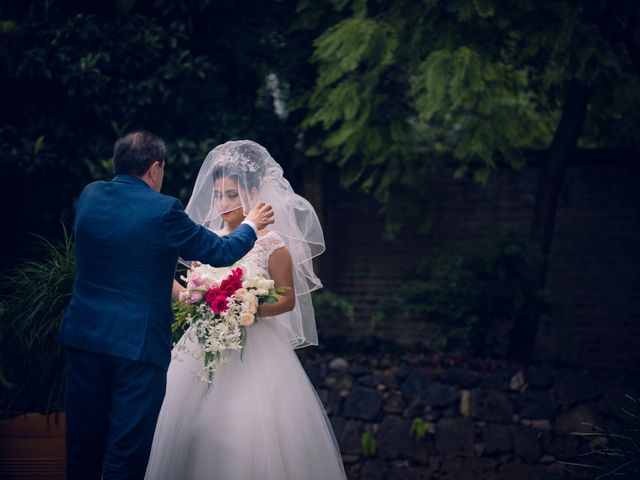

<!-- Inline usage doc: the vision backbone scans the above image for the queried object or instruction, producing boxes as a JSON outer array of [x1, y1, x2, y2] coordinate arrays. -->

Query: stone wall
[[315, 152, 640, 371], [298, 351, 627, 480]]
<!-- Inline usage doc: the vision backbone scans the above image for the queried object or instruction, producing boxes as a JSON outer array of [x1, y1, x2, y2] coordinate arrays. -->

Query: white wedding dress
[[145, 231, 347, 480]]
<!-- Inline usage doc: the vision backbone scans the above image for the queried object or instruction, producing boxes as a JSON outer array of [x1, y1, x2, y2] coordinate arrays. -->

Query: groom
[[59, 131, 274, 480]]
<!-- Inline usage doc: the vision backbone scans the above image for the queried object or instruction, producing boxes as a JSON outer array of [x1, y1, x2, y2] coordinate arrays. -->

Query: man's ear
[[151, 160, 162, 176]]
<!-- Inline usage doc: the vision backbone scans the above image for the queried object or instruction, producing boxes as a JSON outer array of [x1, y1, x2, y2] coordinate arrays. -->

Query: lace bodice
[[240, 230, 286, 272]]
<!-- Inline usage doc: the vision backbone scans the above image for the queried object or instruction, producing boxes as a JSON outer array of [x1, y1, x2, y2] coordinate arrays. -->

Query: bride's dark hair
[[211, 142, 265, 190]]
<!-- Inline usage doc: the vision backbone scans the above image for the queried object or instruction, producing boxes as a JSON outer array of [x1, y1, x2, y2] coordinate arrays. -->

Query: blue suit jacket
[[59, 174, 256, 369]]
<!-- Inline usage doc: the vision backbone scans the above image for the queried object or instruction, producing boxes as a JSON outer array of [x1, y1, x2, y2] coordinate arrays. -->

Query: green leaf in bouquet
[[261, 295, 280, 305], [172, 301, 198, 332]]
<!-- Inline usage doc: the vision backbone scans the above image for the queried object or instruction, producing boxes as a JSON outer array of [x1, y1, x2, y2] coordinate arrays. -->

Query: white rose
[[257, 278, 274, 289], [247, 300, 258, 315], [234, 288, 249, 300], [242, 279, 257, 289], [239, 313, 255, 326]]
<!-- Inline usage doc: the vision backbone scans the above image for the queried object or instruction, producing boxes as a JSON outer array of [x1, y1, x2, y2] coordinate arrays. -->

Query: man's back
[[61, 175, 183, 367], [60, 174, 256, 368]]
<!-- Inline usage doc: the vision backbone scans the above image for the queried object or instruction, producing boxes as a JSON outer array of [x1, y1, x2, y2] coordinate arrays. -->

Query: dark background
[[1, 0, 639, 371]]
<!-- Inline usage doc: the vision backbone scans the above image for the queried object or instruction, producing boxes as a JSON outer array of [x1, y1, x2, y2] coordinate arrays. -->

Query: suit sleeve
[[163, 200, 257, 267]]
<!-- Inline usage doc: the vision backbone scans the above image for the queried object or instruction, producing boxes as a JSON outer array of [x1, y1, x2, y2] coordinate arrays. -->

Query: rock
[[324, 372, 353, 390], [405, 398, 426, 417], [471, 389, 514, 422], [318, 388, 341, 415], [345, 463, 360, 480], [383, 394, 405, 414], [359, 459, 386, 480], [332, 418, 362, 454], [342, 386, 383, 421], [496, 464, 561, 480], [440, 368, 481, 388], [439, 456, 497, 480], [511, 426, 541, 462], [443, 406, 458, 417], [329, 357, 349, 372], [482, 372, 511, 392], [541, 432, 580, 456], [378, 416, 428, 461], [435, 417, 475, 455], [402, 370, 459, 407], [424, 382, 459, 407], [526, 365, 554, 389], [555, 404, 598, 435], [401, 369, 430, 399], [381, 372, 400, 390], [348, 363, 370, 376], [387, 467, 431, 480], [460, 389, 472, 417], [303, 362, 322, 387], [510, 370, 526, 392], [358, 374, 382, 388], [483, 423, 512, 454], [396, 364, 411, 379], [330, 415, 345, 438], [522, 419, 551, 430], [341, 453, 359, 464], [517, 390, 557, 419], [554, 371, 601, 406], [426, 409, 441, 422]]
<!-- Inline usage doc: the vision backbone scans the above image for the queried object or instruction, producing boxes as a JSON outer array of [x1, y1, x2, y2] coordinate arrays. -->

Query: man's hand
[[246, 202, 274, 230]]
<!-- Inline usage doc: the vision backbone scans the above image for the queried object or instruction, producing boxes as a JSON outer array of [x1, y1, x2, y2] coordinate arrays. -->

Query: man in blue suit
[[59, 131, 274, 479]]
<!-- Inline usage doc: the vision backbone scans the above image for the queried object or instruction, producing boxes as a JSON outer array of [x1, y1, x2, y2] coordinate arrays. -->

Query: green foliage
[[171, 301, 198, 334], [0, 227, 75, 413], [312, 290, 355, 323], [299, 0, 640, 232], [0, 0, 300, 240], [372, 227, 550, 356], [360, 430, 377, 457], [410, 418, 430, 441], [558, 394, 640, 479]]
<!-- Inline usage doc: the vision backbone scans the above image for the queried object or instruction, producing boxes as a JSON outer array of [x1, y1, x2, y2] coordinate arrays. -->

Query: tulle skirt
[[144, 318, 346, 480]]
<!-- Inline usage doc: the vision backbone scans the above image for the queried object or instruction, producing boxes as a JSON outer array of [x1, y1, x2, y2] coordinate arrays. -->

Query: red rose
[[219, 278, 235, 297], [232, 267, 243, 279], [204, 287, 221, 304], [220, 273, 243, 297], [209, 295, 229, 314]]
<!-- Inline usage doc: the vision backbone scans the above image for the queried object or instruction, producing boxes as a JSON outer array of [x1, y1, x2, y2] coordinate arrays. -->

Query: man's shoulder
[[79, 180, 181, 211], [156, 191, 183, 209], [81, 179, 107, 192]]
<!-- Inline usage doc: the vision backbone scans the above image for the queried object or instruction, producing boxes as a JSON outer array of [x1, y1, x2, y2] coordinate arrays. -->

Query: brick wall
[[312, 153, 640, 371]]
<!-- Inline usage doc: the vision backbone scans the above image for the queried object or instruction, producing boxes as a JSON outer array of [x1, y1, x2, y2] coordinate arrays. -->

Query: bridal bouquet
[[172, 262, 284, 384]]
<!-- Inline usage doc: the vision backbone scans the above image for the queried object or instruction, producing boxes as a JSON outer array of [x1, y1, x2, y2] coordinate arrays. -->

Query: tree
[[298, 0, 640, 361], [0, 0, 299, 259]]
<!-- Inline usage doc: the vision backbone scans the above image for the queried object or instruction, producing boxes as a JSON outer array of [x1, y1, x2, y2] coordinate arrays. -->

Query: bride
[[144, 140, 347, 480]]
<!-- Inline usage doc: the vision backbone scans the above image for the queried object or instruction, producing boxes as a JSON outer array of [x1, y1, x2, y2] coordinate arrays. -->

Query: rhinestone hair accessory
[[216, 142, 266, 176]]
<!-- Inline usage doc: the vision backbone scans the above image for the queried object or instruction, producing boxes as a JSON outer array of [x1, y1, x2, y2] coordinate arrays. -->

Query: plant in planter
[[0, 230, 74, 416]]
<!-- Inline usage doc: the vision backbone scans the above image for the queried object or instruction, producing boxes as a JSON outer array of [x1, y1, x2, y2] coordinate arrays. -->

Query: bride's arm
[[257, 247, 296, 317], [172, 279, 185, 302]]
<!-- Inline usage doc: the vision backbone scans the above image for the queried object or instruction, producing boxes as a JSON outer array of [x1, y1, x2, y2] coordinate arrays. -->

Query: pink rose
[[202, 279, 216, 291], [189, 271, 205, 288], [178, 290, 192, 304]]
